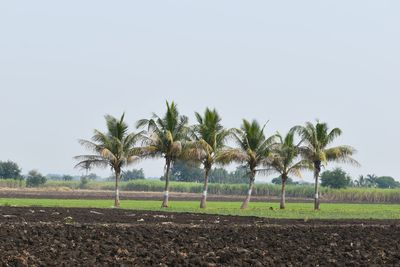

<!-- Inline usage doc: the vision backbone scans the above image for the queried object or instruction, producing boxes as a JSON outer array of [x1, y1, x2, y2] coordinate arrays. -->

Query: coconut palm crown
[[74, 113, 142, 207]]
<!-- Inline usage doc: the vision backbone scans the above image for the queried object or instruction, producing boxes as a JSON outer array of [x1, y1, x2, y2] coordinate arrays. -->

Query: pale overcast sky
[[0, 1, 399, 181]]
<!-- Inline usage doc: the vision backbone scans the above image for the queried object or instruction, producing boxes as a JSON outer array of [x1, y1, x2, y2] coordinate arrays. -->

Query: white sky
[[0, 1, 399, 182]]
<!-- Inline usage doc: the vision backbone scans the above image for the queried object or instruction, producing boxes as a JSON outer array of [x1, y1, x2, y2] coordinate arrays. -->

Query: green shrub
[[26, 170, 46, 188], [79, 176, 89, 189]]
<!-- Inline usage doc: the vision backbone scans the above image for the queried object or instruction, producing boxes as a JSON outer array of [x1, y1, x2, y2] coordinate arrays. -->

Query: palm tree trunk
[[241, 170, 256, 209], [280, 174, 287, 209], [314, 161, 321, 210], [114, 169, 121, 208], [200, 168, 210, 209], [161, 159, 171, 208]]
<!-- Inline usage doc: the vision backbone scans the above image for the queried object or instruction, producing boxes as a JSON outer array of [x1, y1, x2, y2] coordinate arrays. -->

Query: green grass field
[[1, 198, 400, 219]]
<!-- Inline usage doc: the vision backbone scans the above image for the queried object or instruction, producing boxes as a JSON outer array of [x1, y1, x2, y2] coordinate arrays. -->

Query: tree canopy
[[0, 160, 22, 179], [320, 168, 352, 189], [26, 170, 47, 187]]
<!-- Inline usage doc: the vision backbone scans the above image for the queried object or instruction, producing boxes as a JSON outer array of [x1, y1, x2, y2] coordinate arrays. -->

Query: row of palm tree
[[75, 101, 359, 210], [354, 174, 379, 187]]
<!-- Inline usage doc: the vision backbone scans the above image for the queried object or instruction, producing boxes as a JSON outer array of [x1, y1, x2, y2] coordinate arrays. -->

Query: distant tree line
[[1, 160, 398, 191], [163, 162, 399, 189], [353, 173, 399, 189], [0, 160, 98, 187], [162, 160, 248, 184], [122, 168, 145, 181], [317, 168, 399, 189]]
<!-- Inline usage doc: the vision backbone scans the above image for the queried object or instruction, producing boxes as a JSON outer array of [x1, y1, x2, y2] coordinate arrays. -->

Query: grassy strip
[[1, 198, 400, 219]]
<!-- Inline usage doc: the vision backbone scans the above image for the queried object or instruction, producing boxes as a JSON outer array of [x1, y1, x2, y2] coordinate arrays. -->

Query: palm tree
[[185, 108, 232, 208], [365, 174, 378, 188], [221, 119, 277, 209], [356, 175, 371, 187], [75, 114, 141, 207], [268, 130, 310, 209], [137, 101, 189, 208], [355, 175, 363, 187], [294, 121, 359, 210]]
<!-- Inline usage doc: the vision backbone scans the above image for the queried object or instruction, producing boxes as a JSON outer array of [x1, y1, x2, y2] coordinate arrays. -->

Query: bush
[[79, 176, 89, 189], [26, 170, 47, 187]]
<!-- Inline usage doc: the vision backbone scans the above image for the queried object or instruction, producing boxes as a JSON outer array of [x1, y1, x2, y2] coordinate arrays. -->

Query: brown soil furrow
[[0, 207, 400, 266]]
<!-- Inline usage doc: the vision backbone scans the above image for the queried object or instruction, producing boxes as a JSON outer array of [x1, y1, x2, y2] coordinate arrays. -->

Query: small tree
[[26, 170, 46, 187], [0, 160, 22, 179], [320, 168, 352, 189]]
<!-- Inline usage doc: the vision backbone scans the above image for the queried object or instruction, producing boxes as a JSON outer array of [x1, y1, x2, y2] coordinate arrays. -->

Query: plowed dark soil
[[1, 207, 400, 266]]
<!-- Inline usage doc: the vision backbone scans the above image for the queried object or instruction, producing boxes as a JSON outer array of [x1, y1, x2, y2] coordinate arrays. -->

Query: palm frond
[[217, 148, 248, 165], [75, 114, 142, 174], [324, 145, 360, 166]]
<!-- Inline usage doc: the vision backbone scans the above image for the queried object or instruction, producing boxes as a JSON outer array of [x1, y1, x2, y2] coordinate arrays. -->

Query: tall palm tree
[[268, 130, 310, 209], [137, 101, 189, 208], [75, 114, 141, 207], [294, 121, 359, 210], [221, 119, 277, 209], [185, 108, 232, 208]]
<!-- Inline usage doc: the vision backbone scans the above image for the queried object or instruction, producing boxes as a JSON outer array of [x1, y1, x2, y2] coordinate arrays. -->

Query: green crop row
[[1, 179, 400, 203]]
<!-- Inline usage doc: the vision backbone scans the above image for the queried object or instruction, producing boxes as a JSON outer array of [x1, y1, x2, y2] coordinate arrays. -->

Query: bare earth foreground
[[1, 207, 400, 266]]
